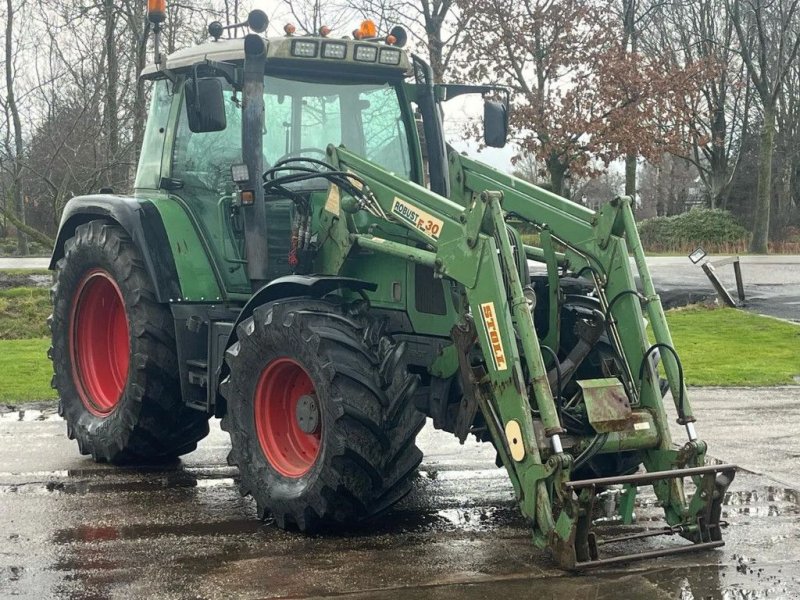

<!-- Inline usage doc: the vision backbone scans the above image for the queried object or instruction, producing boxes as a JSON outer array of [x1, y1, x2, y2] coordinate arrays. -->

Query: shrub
[[638, 209, 749, 253]]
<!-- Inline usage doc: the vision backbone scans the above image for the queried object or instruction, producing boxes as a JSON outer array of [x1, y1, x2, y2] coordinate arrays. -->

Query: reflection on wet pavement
[[2, 411, 800, 599]]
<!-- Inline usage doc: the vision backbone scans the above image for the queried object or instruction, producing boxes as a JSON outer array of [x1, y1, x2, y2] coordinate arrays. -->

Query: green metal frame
[[321, 144, 729, 568]]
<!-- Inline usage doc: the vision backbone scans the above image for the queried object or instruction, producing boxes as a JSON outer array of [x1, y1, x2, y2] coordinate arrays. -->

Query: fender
[[213, 275, 377, 415], [225, 274, 377, 349], [50, 194, 182, 304]]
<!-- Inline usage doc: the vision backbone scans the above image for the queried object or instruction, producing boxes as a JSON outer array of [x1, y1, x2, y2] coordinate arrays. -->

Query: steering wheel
[[273, 147, 329, 166]]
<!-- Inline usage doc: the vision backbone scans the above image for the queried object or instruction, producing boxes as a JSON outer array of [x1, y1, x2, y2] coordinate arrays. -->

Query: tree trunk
[[750, 106, 775, 254], [426, 21, 445, 82], [5, 0, 28, 255], [0, 205, 54, 248], [546, 155, 568, 198], [104, 0, 120, 188], [777, 159, 793, 220], [625, 153, 636, 201]]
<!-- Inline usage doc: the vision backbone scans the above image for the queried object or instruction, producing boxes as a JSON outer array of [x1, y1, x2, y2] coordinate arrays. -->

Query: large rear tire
[[221, 298, 425, 530], [50, 220, 209, 463]]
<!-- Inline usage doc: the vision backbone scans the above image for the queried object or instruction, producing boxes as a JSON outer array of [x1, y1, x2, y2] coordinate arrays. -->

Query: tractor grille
[[415, 263, 447, 315]]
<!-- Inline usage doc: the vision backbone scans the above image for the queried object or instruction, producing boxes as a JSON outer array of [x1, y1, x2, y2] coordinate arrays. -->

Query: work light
[[379, 49, 401, 65], [292, 40, 318, 58], [231, 164, 250, 185], [322, 42, 346, 59], [354, 45, 378, 62]]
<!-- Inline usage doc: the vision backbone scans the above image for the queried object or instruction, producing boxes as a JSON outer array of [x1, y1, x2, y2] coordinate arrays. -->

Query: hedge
[[638, 209, 749, 253]]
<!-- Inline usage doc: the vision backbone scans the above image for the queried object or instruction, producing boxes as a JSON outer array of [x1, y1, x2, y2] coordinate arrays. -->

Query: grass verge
[[654, 306, 800, 386], [0, 338, 56, 404], [0, 305, 797, 405], [0, 287, 51, 338], [0, 269, 52, 276]]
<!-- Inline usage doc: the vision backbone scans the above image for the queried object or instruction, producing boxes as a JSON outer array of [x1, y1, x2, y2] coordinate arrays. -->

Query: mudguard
[[225, 275, 377, 348], [213, 275, 377, 415], [50, 194, 182, 304]]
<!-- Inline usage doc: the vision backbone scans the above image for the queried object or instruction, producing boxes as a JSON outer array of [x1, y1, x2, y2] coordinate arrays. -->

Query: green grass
[[0, 338, 56, 404], [0, 269, 52, 276], [658, 306, 800, 386], [0, 302, 797, 406], [0, 287, 51, 339]]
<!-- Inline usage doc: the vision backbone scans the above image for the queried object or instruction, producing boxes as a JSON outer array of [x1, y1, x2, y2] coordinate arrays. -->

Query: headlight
[[379, 48, 401, 65], [291, 40, 318, 57], [322, 42, 346, 59], [354, 45, 378, 62]]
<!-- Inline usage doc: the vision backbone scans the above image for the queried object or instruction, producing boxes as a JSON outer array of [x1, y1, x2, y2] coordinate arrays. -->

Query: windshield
[[172, 75, 413, 193]]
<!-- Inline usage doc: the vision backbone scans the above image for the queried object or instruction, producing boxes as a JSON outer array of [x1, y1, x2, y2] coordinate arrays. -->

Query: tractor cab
[[135, 11, 507, 294]]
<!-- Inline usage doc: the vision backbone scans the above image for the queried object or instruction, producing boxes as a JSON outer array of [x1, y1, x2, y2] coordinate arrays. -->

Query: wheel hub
[[69, 269, 130, 417], [295, 394, 320, 434], [254, 358, 322, 478]]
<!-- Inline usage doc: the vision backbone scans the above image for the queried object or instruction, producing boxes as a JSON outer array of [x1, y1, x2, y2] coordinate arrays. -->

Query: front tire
[[50, 220, 209, 463], [221, 298, 425, 530]]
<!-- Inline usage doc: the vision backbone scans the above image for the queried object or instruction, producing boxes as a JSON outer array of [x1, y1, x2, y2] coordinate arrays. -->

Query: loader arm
[[322, 144, 736, 569]]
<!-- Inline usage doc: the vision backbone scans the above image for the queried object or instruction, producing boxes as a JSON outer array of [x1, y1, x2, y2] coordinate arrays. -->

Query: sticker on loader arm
[[479, 302, 508, 371], [390, 197, 443, 240], [325, 184, 341, 215]]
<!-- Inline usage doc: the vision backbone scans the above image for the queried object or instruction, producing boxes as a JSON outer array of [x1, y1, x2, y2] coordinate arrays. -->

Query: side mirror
[[484, 100, 508, 148], [185, 77, 226, 133]]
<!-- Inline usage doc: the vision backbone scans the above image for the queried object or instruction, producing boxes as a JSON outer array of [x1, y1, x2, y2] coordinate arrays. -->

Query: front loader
[[48, 3, 735, 569]]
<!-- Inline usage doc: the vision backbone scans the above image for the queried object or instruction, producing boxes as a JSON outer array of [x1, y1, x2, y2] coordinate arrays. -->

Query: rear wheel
[[221, 298, 425, 530], [50, 220, 209, 463]]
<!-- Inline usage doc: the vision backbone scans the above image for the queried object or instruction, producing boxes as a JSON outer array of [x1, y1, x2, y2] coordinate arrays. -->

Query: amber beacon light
[[147, 0, 166, 24]]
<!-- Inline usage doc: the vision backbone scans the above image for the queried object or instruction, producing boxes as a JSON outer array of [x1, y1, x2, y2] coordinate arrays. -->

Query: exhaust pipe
[[242, 34, 269, 288]]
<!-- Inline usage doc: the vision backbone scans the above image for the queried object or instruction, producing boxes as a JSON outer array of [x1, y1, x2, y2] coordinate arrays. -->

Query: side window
[[134, 79, 173, 190]]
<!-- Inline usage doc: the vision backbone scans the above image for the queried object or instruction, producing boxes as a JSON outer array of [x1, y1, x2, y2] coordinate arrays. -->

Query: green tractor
[[48, 5, 735, 568]]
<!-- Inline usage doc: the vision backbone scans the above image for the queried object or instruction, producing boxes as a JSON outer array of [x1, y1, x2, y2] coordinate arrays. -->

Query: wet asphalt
[[4, 255, 799, 321], [2, 386, 800, 599]]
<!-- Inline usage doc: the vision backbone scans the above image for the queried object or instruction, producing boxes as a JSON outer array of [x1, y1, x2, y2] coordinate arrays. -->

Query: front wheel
[[221, 298, 425, 530], [50, 220, 209, 463]]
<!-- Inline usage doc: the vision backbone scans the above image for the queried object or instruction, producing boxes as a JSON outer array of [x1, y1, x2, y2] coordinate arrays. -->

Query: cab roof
[[141, 36, 411, 78]]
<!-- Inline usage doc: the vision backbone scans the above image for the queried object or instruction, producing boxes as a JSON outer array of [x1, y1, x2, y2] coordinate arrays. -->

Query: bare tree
[[346, 0, 470, 82], [2, 0, 29, 253], [282, 0, 354, 36], [727, 0, 800, 252], [776, 57, 800, 222], [647, 0, 751, 210]]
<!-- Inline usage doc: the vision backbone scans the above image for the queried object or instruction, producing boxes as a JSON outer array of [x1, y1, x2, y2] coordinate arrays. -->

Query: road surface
[[4, 255, 799, 320], [2, 386, 800, 599]]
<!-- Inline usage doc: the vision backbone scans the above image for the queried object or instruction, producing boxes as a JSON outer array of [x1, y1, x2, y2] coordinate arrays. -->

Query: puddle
[[0, 408, 61, 422], [0, 465, 238, 495], [53, 519, 264, 546]]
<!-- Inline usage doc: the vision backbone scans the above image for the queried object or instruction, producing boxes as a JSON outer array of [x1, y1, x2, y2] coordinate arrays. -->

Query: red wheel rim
[[254, 358, 321, 478], [69, 269, 130, 417]]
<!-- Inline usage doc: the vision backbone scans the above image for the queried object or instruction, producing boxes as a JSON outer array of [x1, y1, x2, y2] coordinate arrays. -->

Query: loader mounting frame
[[321, 144, 737, 569]]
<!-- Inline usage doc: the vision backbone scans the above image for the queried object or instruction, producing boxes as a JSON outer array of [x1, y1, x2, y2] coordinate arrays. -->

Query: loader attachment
[[323, 144, 738, 570], [553, 463, 736, 569]]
